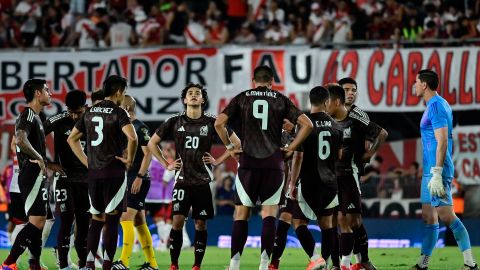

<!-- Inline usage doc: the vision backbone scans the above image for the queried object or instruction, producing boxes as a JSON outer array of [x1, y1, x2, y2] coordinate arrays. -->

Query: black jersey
[[44, 111, 88, 182], [155, 112, 229, 187], [222, 87, 303, 160], [299, 112, 343, 187], [75, 100, 131, 177], [336, 111, 382, 176], [129, 119, 151, 177], [15, 107, 47, 173]]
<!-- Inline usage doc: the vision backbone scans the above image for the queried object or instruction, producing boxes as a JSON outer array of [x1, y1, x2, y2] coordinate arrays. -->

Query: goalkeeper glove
[[428, 166, 446, 197]]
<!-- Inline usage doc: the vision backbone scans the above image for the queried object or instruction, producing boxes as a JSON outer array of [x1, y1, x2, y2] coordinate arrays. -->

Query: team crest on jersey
[[343, 127, 351, 139], [173, 203, 180, 211], [64, 130, 71, 136], [200, 125, 208, 136]]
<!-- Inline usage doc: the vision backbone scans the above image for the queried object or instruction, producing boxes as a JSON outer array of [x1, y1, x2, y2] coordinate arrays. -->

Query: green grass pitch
[[2, 247, 478, 270]]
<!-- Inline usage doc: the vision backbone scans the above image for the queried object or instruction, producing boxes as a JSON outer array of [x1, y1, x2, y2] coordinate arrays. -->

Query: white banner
[[453, 125, 480, 185], [1, 46, 480, 123]]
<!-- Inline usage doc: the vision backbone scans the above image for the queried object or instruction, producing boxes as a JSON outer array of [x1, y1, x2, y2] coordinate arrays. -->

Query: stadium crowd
[[1, 0, 480, 49]]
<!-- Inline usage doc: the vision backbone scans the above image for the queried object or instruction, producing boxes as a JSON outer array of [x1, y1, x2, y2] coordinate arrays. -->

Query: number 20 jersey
[[155, 112, 228, 187], [75, 100, 131, 175]]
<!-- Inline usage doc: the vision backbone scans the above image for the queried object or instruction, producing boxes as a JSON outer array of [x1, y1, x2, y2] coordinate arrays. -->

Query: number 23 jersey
[[155, 112, 230, 187]]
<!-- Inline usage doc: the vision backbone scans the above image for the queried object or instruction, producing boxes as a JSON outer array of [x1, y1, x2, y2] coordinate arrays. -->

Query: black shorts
[[19, 170, 48, 217], [8, 192, 27, 224], [234, 168, 284, 207], [88, 175, 127, 214], [337, 174, 362, 215], [297, 180, 338, 220], [54, 177, 90, 215], [279, 197, 308, 221], [172, 183, 214, 220], [126, 176, 151, 211], [146, 203, 172, 220]]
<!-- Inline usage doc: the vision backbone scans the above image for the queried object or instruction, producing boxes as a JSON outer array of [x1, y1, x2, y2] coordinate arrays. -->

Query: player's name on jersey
[[89, 107, 114, 114], [245, 90, 278, 98], [315, 120, 332, 127]]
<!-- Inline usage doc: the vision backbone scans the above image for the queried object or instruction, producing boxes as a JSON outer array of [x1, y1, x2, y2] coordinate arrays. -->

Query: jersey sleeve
[[221, 94, 240, 119], [74, 113, 86, 133], [16, 109, 35, 135], [428, 102, 448, 129], [138, 124, 151, 147], [118, 108, 131, 128], [155, 115, 176, 139], [43, 113, 65, 135], [350, 112, 382, 139], [284, 97, 303, 124]]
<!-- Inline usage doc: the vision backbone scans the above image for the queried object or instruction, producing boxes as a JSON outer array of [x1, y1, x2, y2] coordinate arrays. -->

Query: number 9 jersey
[[75, 100, 131, 177]]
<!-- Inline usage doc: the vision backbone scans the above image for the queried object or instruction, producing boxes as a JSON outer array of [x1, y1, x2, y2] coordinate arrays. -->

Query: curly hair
[[181, 83, 208, 109]]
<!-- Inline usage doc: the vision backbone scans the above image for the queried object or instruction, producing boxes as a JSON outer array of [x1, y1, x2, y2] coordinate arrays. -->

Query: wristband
[[137, 173, 145, 179], [226, 143, 235, 150]]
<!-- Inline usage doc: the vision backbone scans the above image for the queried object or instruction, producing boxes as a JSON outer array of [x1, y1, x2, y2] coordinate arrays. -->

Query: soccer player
[[2, 79, 62, 270], [410, 70, 478, 270], [113, 95, 159, 270], [326, 84, 387, 270], [43, 90, 90, 270], [148, 83, 239, 270], [68, 75, 138, 270], [338, 77, 374, 270], [215, 65, 313, 270]]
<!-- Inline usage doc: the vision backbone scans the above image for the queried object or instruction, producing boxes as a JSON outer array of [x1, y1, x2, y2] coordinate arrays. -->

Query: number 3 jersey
[[155, 112, 230, 187], [298, 112, 343, 188], [75, 100, 131, 177]]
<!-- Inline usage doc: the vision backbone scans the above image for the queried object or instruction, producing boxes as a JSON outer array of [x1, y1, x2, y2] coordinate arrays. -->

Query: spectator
[[359, 0, 383, 16], [0, 12, 20, 48], [206, 1, 222, 20], [421, 20, 439, 40], [267, 0, 285, 23], [75, 13, 98, 49], [290, 16, 308, 44], [233, 22, 256, 44], [443, 5, 460, 23], [165, 1, 188, 44], [135, 9, 162, 47], [184, 12, 206, 46], [41, 6, 62, 47], [226, 0, 247, 39], [403, 17, 423, 43], [215, 175, 235, 215], [15, 0, 41, 47], [263, 19, 288, 45], [105, 15, 136, 48], [252, 4, 269, 38], [307, 2, 332, 44], [59, 3, 76, 46], [390, 172, 404, 199], [205, 15, 229, 45], [332, 16, 352, 45], [423, 3, 442, 30]]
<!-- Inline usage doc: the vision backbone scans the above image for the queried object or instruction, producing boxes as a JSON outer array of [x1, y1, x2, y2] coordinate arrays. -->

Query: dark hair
[[103, 75, 128, 97], [91, 90, 105, 103], [181, 83, 208, 109], [23, 79, 46, 103], [411, 161, 419, 170], [374, 155, 383, 163], [65, 90, 87, 109], [309, 86, 329, 105], [253, 65, 274, 83], [418, 69, 439, 90], [326, 83, 345, 104], [337, 77, 357, 89]]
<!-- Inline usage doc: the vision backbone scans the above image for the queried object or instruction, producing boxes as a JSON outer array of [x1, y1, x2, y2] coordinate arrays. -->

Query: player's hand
[[203, 152, 216, 165], [281, 147, 294, 160], [428, 166, 446, 197], [47, 163, 66, 176], [287, 183, 297, 200], [362, 152, 374, 162], [131, 177, 142, 194], [115, 156, 133, 170], [282, 119, 295, 132], [167, 158, 182, 171], [29, 159, 46, 174], [228, 148, 243, 161]]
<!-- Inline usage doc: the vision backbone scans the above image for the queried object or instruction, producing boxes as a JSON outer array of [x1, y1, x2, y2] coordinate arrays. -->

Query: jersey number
[[173, 189, 184, 201], [253, 100, 269, 130], [318, 131, 331, 160], [185, 136, 199, 149], [55, 189, 68, 202], [91, 116, 104, 146]]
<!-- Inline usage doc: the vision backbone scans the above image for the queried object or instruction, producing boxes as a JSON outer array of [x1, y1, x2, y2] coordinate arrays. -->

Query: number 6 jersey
[[75, 100, 131, 176], [155, 112, 231, 187]]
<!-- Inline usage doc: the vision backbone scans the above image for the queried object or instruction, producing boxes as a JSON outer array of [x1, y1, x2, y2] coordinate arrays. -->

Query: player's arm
[[147, 134, 181, 171], [67, 127, 88, 167], [283, 114, 313, 157], [434, 127, 448, 167], [131, 145, 152, 194], [363, 128, 388, 162], [118, 124, 138, 170], [288, 151, 303, 199], [15, 129, 46, 172], [10, 136, 16, 153], [214, 113, 242, 159], [205, 132, 242, 165]]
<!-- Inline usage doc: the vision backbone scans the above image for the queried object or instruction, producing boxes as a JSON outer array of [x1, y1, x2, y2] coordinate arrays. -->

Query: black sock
[[74, 212, 90, 268], [57, 212, 74, 268], [102, 260, 112, 270], [103, 213, 120, 263], [4, 223, 41, 265], [194, 230, 208, 267], [353, 224, 369, 263], [231, 220, 248, 259], [340, 232, 355, 257], [321, 228, 335, 262], [331, 227, 340, 267], [169, 229, 183, 265], [86, 219, 104, 267], [295, 225, 315, 258], [271, 220, 290, 267], [261, 216, 276, 259]]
